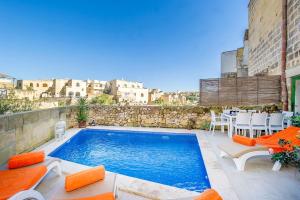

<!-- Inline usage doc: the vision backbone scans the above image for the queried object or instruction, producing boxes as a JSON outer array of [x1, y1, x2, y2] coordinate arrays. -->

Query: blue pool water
[[49, 129, 210, 192]]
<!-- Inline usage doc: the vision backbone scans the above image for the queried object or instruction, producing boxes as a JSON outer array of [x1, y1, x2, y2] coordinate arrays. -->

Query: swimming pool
[[49, 129, 210, 192]]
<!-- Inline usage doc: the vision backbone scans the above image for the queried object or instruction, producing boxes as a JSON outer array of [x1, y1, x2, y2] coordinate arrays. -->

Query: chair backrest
[[223, 109, 231, 115], [236, 113, 251, 125], [251, 113, 268, 126], [55, 120, 66, 131], [282, 111, 294, 118], [247, 110, 257, 113], [210, 110, 216, 122], [269, 113, 284, 126]]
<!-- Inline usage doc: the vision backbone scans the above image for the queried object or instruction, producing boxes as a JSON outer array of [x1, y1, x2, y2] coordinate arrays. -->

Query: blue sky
[[0, 0, 248, 91]]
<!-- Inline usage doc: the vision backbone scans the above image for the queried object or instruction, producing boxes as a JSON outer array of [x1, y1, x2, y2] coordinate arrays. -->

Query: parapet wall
[[0, 107, 76, 165], [82, 105, 212, 129]]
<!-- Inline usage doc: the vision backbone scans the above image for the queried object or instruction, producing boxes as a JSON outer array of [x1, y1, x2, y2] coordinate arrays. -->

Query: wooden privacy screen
[[199, 76, 281, 106]]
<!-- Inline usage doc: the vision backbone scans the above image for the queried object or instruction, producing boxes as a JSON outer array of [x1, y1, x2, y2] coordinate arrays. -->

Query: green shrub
[[291, 115, 300, 127], [76, 98, 89, 123], [271, 138, 300, 171], [90, 94, 115, 105], [199, 120, 210, 130], [0, 99, 35, 114]]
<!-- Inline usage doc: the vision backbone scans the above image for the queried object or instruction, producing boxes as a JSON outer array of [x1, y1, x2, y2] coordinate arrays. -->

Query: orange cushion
[[233, 135, 256, 146], [65, 166, 106, 192], [8, 151, 45, 169], [68, 192, 115, 200], [194, 189, 222, 200], [0, 165, 47, 200]]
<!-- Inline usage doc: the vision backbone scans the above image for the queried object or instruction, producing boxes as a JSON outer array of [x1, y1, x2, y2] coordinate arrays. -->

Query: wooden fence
[[199, 76, 281, 106]]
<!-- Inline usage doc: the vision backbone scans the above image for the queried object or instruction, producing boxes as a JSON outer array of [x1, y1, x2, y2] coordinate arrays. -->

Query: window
[[68, 92, 74, 97], [132, 85, 135, 88], [30, 83, 33, 87], [43, 83, 48, 87], [75, 92, 80, 97], [100, 84, 103, 87], [141, 93, 144, 97], [76, 83, 80, 87], [124, 84, 127, 88], [36, 83, 39, 87]]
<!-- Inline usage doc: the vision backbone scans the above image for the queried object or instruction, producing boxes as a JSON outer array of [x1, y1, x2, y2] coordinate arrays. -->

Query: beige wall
[[110, 80, 148, 104], [0, 107, 76, 165], [286, 0, 300, 71], [65, 80, 87, 98], [17, 80, 53, 97], [53, 79, 69, 97], [87, 80, 109, 97], [248, 0, 282, 76]]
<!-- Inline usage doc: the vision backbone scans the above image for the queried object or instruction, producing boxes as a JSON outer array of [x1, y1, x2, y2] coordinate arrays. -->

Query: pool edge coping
[[36, 126, 239, 199]]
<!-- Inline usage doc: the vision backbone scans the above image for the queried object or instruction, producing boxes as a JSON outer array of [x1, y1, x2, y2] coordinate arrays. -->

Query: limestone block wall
[[83, 106, 211, 129], [287, 0, 300, 70], [0, 107, 76, 165], [248, 0, 283, 76]]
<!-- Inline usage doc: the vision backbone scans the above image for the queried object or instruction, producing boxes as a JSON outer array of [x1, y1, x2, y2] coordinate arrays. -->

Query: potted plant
[[76, 98, 89, 128], [187, 118, 196, 130]]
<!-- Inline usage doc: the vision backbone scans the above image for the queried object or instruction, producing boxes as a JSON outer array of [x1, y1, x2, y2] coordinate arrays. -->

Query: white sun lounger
[[7, 157, 62, 200], [9, 170, 118, 200], [218, 142, 282, 171]]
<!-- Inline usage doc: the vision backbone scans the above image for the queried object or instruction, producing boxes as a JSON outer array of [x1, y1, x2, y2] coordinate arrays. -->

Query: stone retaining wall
[[80, 105, 211, 129], [0, 107, 76, 165]]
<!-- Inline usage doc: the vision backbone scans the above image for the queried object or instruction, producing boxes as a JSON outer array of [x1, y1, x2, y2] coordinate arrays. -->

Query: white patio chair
[[247, 110, 257, 113], [250, 113, 268, 138], [223, 109, 231, 115], [268, 113, 284, 134], [55, 120, 66, 141], [234, 112, 252, 137], [282, 111, 294, 128], [209, 110, 229, 135]]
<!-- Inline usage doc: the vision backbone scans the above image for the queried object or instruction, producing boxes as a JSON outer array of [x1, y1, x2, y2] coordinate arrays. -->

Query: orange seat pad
[[194, 189, 222, 200], [8, 151, 45, 169], [256, 126, 300, 148], [65, 192, 115, 200], [0, 165, 47, 200], [233, 135, 256, 146], [65, 166, 105, 192]]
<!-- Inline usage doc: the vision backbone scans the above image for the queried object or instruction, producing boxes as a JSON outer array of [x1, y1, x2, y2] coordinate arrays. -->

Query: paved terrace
[[35, 126, 300, 200]]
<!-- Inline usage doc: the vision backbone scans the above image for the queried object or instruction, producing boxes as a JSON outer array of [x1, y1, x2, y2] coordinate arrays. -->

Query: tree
[[90, 94, 115, 105], [153, 98, 165, 105]]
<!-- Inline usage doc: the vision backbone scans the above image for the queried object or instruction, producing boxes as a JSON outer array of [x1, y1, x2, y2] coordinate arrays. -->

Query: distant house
[[110, 79, 148, 105], [0, 73, 16, 98], [0, 73, 16, 89]]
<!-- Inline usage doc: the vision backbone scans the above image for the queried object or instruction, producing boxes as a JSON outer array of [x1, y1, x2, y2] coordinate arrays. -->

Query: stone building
[[148, 89, 164, 104], [110, 79, 148, 105], [221, 50, 238, 78], [237, 30, 249, 77], [52, 79, 87, 98], [248, 0, 283, 76], [87, 80, 110, 98], [248, 0, 300, 112], [161, 92, 187, 105], [65, 79, 87, 98], [16, 79, 53, 98], [221, 30, 249, 78], [0, 73, 16, 98]]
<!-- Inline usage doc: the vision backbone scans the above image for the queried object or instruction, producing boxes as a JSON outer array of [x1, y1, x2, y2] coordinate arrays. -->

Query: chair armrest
[[8, 190, 45, 200]]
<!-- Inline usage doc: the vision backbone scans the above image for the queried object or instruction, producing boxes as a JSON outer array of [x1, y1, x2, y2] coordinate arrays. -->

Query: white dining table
[[223, 113, 237, 138]]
